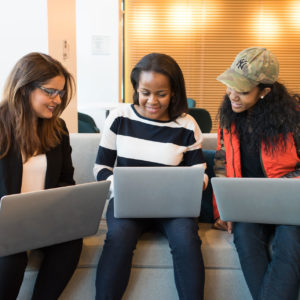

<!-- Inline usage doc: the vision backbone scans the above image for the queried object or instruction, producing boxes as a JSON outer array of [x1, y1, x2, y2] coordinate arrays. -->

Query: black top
[[239, 130, 265, 178], [0, 119, 75, 199]]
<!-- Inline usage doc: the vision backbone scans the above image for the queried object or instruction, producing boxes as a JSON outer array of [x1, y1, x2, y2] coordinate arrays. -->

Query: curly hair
[[130, 53, 188, 121], [0, 52, 75, 160], [218, 82, 300, 153]]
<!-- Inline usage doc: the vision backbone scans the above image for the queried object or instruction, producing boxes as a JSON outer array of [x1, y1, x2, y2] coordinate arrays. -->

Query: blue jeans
[[234, 222, 300, 300], [96, 199, 205, 300]]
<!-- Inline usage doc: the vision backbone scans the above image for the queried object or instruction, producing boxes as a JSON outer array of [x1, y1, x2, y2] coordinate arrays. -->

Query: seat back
[[187, 98, 196, 108], [188, 108, 212, 133], [78, 112, 100, 133]]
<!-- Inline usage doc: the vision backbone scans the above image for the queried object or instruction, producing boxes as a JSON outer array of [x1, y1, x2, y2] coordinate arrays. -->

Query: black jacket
[[0, 120, 75, 199]]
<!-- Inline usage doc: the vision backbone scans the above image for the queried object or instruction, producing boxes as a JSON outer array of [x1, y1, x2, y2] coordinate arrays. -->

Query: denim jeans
[[234, 222, 300, 300], [95, 199, 205, 300]]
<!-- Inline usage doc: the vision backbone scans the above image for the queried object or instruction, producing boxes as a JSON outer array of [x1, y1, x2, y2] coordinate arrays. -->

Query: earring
[[260, 96, 264, 99]]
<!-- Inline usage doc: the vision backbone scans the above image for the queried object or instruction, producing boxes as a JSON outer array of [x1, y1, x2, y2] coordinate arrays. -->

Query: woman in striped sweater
[[94, 53, 208, 300]]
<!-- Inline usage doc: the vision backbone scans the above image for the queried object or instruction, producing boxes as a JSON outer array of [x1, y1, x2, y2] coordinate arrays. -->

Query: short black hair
[[130, 53, 188, 120]]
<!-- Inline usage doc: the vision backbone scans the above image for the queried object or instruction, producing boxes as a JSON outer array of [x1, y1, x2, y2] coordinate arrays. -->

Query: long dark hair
[[130, 53, 188, 121], [218, 82, 300, 153], [0, 52, 75, 160]]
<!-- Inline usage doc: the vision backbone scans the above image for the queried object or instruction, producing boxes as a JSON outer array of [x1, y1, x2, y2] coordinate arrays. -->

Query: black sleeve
[[45, 120, 75, 189], [57, 119, 75, 187]]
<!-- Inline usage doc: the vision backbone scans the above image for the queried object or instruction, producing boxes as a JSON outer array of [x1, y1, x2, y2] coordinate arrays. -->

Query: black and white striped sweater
[[93, 104, 208, 192]]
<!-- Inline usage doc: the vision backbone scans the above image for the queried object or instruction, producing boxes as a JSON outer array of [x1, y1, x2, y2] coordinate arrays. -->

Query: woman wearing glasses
[[0, 52, 82, 300]]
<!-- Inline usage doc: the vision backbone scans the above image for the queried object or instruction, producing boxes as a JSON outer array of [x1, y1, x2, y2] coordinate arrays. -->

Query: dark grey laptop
[[211, 177, 300, 225], [0, 181, 110, 256], [114, 166, 204, 218]]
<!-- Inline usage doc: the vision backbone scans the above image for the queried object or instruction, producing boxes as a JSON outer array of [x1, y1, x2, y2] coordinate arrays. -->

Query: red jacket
[[213, 124, 300, 220]]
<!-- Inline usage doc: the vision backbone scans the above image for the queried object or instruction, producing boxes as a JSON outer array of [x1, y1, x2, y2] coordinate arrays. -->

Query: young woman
[[213, 47, 300, 300], [94, 53, 208, 300], [0, 52, 82, 300]]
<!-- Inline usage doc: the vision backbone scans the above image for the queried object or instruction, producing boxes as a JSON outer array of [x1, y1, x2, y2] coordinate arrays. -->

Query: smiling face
[[226, 86, 270, 113], [30, 75, 65, 119], [134, 71, 172, 121]]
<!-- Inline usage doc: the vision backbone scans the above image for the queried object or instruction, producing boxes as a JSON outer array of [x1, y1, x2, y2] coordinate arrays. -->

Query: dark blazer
[[0, 119, 75, 199]]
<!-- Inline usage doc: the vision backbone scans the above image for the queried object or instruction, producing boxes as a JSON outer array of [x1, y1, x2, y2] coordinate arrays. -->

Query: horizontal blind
[[124, 0, 300, 132]]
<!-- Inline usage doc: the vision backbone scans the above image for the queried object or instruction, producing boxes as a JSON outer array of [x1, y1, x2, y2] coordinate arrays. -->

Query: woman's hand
[[213, 218, 233, 234], [203, 173, 209, 191]]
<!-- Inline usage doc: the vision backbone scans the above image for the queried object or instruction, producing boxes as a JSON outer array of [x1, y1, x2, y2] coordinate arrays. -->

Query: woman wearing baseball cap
[[213, 47, 300, 299]]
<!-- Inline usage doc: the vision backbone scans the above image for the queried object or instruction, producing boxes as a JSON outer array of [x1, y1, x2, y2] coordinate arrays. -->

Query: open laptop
[[114, 166, 204, 218], [211, 177, 300, 225], [0, 181, 110, 256]]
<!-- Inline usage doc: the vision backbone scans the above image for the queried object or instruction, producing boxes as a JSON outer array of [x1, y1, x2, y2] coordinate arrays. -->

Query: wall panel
[[124, 0, 300, 132]]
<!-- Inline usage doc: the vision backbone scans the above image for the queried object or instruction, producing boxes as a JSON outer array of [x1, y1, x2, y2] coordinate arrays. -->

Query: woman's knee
[[47, 238, 82, 255], [105, 231, 138, 253], [104, 222, 142, 255], [273, 225, 300, 261], [233, 223, 269, 255], [0, 252, 28, 296], [166, 221, 201, 251], [0, 252, 28, 273], [234, 223, 248, 245]]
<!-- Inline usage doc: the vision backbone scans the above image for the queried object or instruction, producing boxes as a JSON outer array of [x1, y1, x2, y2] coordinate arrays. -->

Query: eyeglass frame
[[36, 85, 66, 99]]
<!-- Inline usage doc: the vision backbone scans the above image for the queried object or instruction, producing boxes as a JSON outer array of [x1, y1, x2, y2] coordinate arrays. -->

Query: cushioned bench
[[18, 133, 299, 300]]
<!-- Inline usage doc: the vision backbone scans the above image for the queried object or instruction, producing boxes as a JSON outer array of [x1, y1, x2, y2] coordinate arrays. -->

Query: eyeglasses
[[37, 86, 66, 99]]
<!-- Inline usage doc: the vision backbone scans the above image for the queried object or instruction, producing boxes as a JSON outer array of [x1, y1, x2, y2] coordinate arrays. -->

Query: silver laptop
[[0, 181, 110, 256], [211, 177, 300, 225], [114, 166, 204, 218]]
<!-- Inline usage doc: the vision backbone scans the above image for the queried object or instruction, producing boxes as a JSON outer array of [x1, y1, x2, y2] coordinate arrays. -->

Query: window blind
[[124, 0, 300, 132]]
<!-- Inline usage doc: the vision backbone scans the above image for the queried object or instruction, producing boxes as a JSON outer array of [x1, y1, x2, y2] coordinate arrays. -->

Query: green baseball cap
[[217, 47, 279, 92]]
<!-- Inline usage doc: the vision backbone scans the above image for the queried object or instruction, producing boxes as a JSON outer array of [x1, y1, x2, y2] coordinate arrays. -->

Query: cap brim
[[217, 69, 258, 93]]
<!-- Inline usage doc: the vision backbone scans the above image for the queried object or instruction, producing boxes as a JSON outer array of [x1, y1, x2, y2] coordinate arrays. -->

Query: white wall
[[0, 0, 77, 132], [0, 0, 120, 133], [76, 0, 120, 131], [48, 0, 77, 133], [0, 0, 48, 94]]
